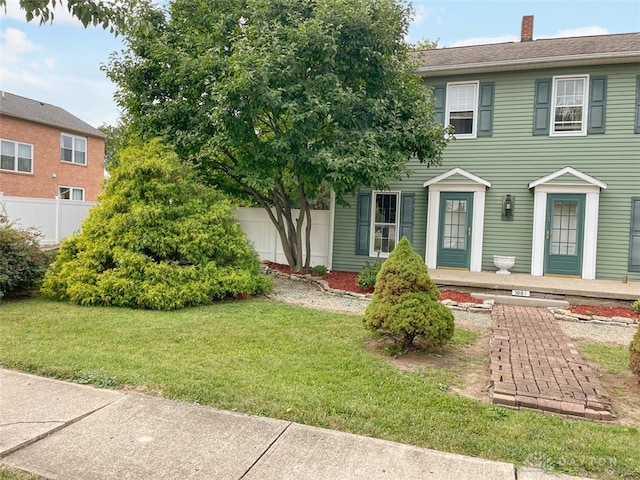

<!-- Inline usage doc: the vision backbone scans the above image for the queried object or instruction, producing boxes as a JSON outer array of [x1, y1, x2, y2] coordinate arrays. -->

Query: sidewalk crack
[[238, 422, 292, 479], [0, 397, 123, 459]]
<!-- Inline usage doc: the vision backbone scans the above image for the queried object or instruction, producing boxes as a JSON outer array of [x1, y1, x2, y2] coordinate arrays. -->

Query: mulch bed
[[568, 305, 640, 321], [265, 262, 640, 320], [266, 262, 484, 304]]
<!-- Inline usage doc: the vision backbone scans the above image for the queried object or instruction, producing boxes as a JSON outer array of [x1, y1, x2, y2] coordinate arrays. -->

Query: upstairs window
[[434, 81, 494, 139], [446, 82, 479, 138], [58, 186, 85, 201], [61, 134, 87, 165], [1, 139, 33, 173], [550, 75, 589, 136]]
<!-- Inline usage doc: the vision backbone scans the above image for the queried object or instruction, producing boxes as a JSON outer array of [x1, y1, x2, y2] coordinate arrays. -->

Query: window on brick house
[[61, 134, 87, 165], [1, 139, 33, 173], [58, 186, 85, 201]]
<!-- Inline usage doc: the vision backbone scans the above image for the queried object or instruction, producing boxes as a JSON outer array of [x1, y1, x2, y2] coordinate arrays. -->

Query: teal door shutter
[[635, 76, 640, 134], [399, 193, 415, 243], [588, 76, 607, 134], [630, 197, 640, 272], [533, 79, 551, 135], [477, 82, 495, 137], [356, 192, 371, 255], [433, 85, 446, 126]]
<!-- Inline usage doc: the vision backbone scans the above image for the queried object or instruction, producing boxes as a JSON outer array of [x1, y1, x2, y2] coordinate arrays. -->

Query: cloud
[[0, 66, 52, 91], [542, 26, 610, 39], [0, 28, 41, 63], [445, 26, 610, 48], [448, 34, 519, 47], [412, 5, 429, 25]]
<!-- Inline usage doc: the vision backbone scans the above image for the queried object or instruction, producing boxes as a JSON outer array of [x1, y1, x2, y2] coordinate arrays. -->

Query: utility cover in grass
[[363, 237, 454, 350], [42, 139, 271, 310]]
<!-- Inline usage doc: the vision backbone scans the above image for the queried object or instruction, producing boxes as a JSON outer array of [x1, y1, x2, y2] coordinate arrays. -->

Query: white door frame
[[529, 167, 607, 280], [423, 168, 491, 272]]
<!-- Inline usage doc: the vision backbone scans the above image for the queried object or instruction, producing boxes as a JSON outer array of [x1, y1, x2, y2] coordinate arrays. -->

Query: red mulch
[[265, 262, 640, 320], [265, 262, 483, 302], [569, 305, 640, 321]]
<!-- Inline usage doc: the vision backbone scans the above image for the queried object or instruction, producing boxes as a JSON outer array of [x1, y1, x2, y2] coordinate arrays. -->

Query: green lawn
[[1, 298, 638, 479]]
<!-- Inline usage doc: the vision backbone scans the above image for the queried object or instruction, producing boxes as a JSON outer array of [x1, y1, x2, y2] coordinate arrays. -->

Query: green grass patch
[[578, 343, 630, 375], [0, 298, 638, 479], [0, 466, 42, 480]]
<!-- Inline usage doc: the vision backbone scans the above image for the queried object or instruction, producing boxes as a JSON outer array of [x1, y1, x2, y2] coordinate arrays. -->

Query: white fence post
[[55, 195, 61, 244]]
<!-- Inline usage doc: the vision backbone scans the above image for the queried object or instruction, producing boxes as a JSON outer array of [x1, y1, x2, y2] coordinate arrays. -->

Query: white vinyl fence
[[0, 193, 97, 245], [235, 207, 331, 267], [1, 193, 332, 267]]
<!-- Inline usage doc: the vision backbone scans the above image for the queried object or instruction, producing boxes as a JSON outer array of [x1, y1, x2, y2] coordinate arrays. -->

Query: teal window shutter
[[635, 76, 640, 134], [433, 85, 446, 126], [478, 81, 495, 137], [588, 76, 607, 134], [533, 79, 551, 135], [630, 197, 640, 272], [356, 192, 371, 255], [399, 193, 415, 243]]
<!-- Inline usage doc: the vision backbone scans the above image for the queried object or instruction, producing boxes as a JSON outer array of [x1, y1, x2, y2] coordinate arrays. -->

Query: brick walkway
[[490, 305, 614, 421]]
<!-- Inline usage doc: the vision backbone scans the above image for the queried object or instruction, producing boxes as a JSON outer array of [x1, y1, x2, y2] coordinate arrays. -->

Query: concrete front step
[[473, 293, 570, 308]]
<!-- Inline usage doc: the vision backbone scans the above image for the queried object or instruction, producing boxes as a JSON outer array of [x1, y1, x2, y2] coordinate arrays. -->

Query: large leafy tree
[[107, 0, 448, 272], [0, 0, 138, 31]]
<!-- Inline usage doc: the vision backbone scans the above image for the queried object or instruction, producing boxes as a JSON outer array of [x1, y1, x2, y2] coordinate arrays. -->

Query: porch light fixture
[[502, 194, 514, 220]]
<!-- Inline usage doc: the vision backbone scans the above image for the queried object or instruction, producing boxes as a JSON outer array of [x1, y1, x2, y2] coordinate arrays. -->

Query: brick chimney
[[521, 15, 534, 42]]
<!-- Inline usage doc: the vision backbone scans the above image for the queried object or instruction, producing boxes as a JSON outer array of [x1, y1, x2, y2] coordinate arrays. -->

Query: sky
[[1, 0, 639, 128]]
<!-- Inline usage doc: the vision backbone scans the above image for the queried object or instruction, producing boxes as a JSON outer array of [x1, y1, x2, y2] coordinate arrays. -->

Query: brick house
[[0, 92, 105, 201]]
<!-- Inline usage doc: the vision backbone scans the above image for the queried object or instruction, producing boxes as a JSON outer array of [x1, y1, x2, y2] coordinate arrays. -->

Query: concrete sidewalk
[[1, 369, 591, 480]]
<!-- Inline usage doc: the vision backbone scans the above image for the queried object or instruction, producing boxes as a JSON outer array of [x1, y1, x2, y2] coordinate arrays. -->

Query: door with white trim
[[544, 193, 585, 276], [437, 192, 473, 269]]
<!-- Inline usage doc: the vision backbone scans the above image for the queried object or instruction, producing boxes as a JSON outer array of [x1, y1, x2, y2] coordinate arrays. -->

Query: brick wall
[[0, 116, 105, 201]]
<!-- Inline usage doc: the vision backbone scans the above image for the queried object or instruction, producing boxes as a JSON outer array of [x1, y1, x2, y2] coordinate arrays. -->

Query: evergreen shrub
[[363, 237, 454, 350], [41, 139, 271, 310]]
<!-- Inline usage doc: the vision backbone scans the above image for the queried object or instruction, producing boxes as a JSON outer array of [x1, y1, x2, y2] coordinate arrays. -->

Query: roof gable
[[528, 167, 607, 189], [0, 92, 104, 138], [423, 167, 491, 188]]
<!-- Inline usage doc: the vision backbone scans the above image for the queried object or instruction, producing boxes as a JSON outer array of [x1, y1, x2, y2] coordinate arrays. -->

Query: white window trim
[[0, 138, 34, 174], [549, 74, 589, 137], [445, 81, 479, 139], [58, 186, 85, 201], [60, 133, 87, 165], [369, 190, 401, 258]]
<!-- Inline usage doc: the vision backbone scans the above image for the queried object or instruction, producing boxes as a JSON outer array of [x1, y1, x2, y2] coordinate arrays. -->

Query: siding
[[332, 64, 640, 282]]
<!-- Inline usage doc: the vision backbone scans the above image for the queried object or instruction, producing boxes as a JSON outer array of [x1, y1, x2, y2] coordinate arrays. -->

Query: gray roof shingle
[[415, 32, 640, 76], [0, 91, 104, 138]]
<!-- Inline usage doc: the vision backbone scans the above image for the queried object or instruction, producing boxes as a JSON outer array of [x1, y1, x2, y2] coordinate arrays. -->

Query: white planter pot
[[493, 255, 516, 275]]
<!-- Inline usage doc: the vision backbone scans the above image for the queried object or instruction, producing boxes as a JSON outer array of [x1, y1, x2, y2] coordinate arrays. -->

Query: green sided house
[[330, 18, 640, 283]]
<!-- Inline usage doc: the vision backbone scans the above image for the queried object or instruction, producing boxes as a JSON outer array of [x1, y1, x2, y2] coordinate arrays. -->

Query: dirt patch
[[365, 328, 492, 404], [366, 331, 640, 425], [583, 366, 640, 426]]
